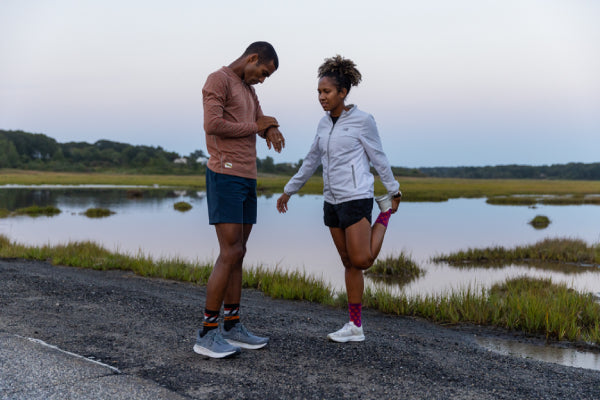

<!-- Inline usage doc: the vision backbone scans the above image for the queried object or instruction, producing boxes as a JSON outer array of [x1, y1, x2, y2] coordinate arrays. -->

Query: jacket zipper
[[326, 121, 335, 202], [351, 165, 356, 188]]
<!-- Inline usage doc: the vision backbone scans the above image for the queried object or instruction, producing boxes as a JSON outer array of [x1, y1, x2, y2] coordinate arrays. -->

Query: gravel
[[1, 259, 599, 400]]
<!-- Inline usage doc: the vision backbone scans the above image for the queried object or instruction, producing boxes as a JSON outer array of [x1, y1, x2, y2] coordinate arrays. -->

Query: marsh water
[[2, 186, 599, 296], [1, 185, 600, 370]]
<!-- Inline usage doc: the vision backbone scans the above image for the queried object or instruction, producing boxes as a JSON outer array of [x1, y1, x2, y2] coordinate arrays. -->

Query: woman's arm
[[359, 115, 400, 194]]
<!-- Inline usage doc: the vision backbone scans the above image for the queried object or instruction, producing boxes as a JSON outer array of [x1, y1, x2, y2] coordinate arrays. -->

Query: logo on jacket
[[225, 162, 233, 168]]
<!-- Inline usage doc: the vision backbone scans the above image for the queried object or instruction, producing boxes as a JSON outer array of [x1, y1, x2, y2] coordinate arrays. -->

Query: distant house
[[173, 157, 188, 165], [196, 156, 208, 165]]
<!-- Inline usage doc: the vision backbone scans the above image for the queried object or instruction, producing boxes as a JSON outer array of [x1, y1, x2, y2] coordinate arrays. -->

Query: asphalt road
[[1, 259, 599, 400]]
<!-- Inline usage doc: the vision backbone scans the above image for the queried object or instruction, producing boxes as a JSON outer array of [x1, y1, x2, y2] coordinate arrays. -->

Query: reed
[[366, 253, 424, 285], [433, 238, 600, 266], [5, 205, 62, 217], [486, 196, 538, 206], [84, 208, 115, 218], [529, 215, 550, 229], [173, 201, 193, 212]]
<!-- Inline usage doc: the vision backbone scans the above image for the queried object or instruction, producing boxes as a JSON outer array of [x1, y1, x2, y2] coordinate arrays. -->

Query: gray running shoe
[[193, 329, 241, 358], [375, 193, 392, 212], [221, 323, 269, 349]]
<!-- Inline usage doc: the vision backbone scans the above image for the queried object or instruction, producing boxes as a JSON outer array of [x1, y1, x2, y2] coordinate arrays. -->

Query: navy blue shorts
[[206, 168, 257, 225], [323, 198, 373, 229]]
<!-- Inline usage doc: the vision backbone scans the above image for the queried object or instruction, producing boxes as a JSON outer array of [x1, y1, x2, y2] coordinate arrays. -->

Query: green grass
[[365, 252, 424, 285], [1, 235, 599, 344], [486, 194, 600, 206], [361, 277, 600, 343], [2, 169, 600, 202], [486, 196, 538, 206], [433, 238, 600, 266], [0, 205, 61, 218], [84, 208, 115, 218], [529, 215, 550, 229], [173, 201, 193, 212]]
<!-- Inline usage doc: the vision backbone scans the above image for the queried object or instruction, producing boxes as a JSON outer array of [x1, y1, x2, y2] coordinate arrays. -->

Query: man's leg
[[217, 222, 269, 349], [223, 223, 252, 330], [193, 223, 246, 358], [204, 223, 248, 312]]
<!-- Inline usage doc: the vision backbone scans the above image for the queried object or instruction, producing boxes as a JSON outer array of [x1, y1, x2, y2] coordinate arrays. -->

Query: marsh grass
[[2, 169, 600, 202], [0, 205, 62, 218], [361, 277, 600, 343], [486, 196, 538, 206], [487, 194, 600, 206], [366, 253, 424, 285], [173, 201, 192, 212], [529, 215, 550, 229], [433, 238, 600, 267], [1, 235, 599, 344], [84, 208, 115, 218]]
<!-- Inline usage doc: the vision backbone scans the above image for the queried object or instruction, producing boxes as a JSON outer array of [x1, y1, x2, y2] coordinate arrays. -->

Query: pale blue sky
[[1, 0, 598, 167]]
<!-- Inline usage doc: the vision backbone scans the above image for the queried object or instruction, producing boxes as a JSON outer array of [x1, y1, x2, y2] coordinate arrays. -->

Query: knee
[[349, 255, 374, 270], [339, 253, 353, 269], [221, 243, 246, 264]]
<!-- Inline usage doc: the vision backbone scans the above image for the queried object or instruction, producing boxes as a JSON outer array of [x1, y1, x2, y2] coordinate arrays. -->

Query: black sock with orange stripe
[[223, 303, 240, 331], [200, 308, 219, 337]]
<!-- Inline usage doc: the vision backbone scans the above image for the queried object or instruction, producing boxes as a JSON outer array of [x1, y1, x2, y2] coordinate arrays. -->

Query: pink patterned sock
[[375, 209, 392, 227], [349, 303, 362, 327]]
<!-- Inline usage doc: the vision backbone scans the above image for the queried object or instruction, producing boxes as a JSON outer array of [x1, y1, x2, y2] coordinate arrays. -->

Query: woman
[[276, 55, 401, 342]]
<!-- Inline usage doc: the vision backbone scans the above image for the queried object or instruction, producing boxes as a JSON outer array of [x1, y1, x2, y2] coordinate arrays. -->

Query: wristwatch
[[393, 191, 402, 199]]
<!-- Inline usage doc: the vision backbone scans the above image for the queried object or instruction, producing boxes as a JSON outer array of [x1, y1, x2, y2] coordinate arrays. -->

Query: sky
[[1, 0, 599, 168]]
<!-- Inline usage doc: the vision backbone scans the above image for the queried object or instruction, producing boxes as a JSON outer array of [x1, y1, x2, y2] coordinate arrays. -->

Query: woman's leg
[[329, 227, 363, 304], [344, 217, 387, 270]]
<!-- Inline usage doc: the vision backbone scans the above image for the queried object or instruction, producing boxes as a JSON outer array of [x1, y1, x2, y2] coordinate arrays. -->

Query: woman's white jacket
[[283, 105, 400, 204]]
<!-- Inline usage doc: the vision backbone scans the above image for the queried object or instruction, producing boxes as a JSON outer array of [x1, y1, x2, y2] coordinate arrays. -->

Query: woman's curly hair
[[318, 55, 362, 94]]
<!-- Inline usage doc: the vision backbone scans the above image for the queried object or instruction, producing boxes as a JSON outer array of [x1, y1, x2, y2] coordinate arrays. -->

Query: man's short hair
[[243, 41, 279, 70]]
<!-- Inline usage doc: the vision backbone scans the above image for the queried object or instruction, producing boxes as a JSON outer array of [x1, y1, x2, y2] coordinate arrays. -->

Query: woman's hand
[[277, 193, 291, 213], [391, 196, 401, 213]]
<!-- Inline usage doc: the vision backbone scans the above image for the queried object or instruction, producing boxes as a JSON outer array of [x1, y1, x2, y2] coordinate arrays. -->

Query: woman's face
[[318, 77, 346, 117]]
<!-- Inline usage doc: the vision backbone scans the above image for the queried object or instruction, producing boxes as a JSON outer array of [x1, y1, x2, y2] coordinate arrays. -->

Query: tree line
[[0, 130, 597, 179], [420, 164, 600, 180], [0, 130, 205, 174]]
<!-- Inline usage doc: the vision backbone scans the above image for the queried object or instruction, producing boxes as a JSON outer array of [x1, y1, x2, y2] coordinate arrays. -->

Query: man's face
[[243, 59, 276, 85]]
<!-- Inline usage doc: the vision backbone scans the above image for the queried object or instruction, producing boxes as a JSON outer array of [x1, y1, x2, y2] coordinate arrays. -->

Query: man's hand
[[265, 126, 285, 153], [256, 116, 279, 132]]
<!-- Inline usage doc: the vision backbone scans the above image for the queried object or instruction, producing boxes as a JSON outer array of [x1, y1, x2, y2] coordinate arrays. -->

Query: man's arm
[[203, 73, 277, 137]]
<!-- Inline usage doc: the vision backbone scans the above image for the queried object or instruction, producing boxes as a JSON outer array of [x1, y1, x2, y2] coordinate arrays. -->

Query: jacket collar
[[327, 104, 357, 119]]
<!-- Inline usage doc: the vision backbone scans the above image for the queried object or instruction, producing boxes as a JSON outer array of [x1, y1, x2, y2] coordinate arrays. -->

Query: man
[[194, 42, 285, 358]]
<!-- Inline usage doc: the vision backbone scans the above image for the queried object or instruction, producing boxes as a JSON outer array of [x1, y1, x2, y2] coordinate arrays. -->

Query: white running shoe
[[375, 193, 392, 212], [327, 321, 365, 343]]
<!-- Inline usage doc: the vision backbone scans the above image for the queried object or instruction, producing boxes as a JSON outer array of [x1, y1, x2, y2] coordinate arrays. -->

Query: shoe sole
[[327, 334, 365, 343], [193, 344, 241, 358], [224, 339, 268, 350]]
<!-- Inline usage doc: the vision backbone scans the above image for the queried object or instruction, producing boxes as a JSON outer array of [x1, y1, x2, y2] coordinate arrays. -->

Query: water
[[476, 337, 600, 372], [2, 187, 598, 296], [1, 186, 600, 370]]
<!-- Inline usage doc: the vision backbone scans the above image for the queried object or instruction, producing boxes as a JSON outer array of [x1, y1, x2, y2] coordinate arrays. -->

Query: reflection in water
[[0, 188, 599, 298], [476, 336, 600, 371]]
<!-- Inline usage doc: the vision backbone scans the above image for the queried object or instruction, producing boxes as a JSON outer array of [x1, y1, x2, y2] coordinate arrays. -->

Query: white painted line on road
[[20, 335, 122, 374]]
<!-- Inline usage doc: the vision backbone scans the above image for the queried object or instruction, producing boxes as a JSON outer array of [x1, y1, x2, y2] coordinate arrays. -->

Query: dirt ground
[[1, 259, 599, 400]]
